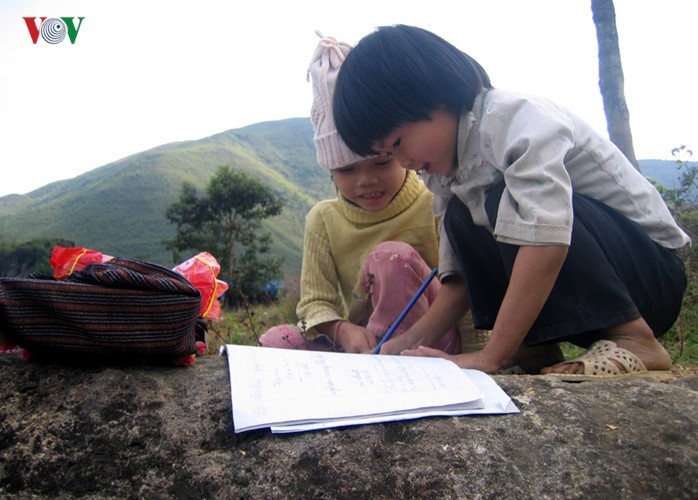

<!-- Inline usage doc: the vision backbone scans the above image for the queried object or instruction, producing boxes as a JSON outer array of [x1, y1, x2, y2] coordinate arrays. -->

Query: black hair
[[333, 24, 492, 156]]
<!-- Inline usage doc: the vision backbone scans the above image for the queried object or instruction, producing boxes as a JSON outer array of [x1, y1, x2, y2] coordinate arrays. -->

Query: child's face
[[332, 155, 407, 212], [371, 109, 458, 177]]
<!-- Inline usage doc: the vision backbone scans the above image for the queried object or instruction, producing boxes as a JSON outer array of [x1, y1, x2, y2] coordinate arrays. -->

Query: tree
[[662, 145, 698, 210], [0, 238, 74, 277], [591, 0, 639, 170], [165, 165, 284, 303]]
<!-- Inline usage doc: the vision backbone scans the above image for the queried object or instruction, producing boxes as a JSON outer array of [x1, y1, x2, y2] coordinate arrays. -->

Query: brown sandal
[[545, 340, 673, 381]]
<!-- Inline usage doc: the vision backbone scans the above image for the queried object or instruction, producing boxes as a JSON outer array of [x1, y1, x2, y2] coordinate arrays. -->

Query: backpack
[[0, 257, 203, 364]]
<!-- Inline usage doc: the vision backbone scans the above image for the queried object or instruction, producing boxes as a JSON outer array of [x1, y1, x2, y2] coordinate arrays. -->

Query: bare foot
[[541, 318, 672, 375], [502, 343, 564, 374]]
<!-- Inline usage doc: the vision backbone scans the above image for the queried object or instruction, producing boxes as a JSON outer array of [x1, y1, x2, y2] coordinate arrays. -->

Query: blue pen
[[372, 267, 438, 354]]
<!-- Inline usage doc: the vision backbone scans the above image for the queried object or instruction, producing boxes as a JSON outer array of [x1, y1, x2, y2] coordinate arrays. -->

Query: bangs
[[333, 25, 491, 156]]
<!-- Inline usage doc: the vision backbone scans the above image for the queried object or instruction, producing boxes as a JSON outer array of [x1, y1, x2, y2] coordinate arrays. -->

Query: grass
[[204, 288, 300, 355], [660, 206, 698, 366]]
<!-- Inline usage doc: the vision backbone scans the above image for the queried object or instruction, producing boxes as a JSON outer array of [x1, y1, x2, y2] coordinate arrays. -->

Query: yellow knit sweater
[[296, 171, 439, 336]]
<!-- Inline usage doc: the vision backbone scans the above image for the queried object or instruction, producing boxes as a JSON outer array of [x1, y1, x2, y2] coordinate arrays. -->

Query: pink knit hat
[[308, 31, 364, 171]]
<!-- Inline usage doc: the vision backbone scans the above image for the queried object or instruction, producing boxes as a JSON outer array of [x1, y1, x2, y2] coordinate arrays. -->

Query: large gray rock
[[0, 353, 696, 499]]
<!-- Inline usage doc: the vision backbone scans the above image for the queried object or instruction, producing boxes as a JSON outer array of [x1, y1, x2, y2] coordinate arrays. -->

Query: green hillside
[[0, 118, 334, 278]]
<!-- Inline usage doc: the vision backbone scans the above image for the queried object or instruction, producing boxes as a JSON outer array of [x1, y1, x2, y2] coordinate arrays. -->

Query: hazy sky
[[1, 0, 695, 197]]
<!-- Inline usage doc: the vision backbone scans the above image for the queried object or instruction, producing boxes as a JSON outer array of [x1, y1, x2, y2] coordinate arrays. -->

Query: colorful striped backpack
[[0, 258, 203, 365]]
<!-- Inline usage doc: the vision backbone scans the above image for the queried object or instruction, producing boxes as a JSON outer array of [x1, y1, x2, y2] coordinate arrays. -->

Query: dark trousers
[[444, 183, 687, 348]]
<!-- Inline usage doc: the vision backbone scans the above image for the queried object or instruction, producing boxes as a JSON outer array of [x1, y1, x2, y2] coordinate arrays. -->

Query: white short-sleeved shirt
[[424, 88, 690, 276]]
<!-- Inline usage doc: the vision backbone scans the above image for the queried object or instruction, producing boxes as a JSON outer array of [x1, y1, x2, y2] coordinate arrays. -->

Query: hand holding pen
[[372, 268, 438, 354]]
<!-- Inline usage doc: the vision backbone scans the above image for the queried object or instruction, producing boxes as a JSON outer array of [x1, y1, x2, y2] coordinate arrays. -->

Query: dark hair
[[333, 25, 492, 156]]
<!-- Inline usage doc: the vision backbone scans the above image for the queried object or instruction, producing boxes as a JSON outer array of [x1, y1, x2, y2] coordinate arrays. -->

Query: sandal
[[545, 340, 673, 381]]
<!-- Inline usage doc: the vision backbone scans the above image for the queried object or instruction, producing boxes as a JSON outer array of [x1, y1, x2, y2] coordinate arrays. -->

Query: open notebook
[[226, 344, 518, 434]]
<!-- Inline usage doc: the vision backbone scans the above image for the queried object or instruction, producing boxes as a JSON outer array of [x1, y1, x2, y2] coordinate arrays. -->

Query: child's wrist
[[399, 328, 424, 351], [331, 320, 347, 346], [479, 343, 511, 373]]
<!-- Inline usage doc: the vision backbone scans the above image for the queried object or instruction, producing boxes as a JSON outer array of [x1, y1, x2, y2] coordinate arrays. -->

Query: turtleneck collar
[[336, 170, 425, 225]]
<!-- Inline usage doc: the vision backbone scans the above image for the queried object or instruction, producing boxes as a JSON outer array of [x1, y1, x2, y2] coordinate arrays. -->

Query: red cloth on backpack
[[173, 252, 228, 320], [49, 246, 112, 280]]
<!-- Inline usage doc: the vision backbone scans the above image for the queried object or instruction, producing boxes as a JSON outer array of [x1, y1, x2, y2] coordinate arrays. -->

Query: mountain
[[639, 159, 696, 191], [0, 118, 334, 278]]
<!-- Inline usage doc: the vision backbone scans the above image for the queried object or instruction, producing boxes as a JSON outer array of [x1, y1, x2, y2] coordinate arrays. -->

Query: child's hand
[[377, 334, 417, 356], [402, 346, 495, 372], [401, 345, 456, 363], [335, 322, 378, 353]]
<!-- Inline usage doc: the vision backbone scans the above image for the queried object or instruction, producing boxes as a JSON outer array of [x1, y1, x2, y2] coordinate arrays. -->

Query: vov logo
[[23, 17, 85, 44]]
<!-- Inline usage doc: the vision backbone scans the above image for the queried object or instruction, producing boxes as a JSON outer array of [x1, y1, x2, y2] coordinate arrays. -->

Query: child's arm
[[478, 244, 567, 370], [378, 276, 469, 355], [406, 245, 568, 372]]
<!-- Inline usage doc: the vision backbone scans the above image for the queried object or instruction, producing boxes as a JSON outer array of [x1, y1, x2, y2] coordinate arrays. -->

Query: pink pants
[[260, 241, 460, 354]]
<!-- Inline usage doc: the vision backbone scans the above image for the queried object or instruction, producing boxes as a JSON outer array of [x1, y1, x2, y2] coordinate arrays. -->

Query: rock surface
[[0, 352, 696, 499]]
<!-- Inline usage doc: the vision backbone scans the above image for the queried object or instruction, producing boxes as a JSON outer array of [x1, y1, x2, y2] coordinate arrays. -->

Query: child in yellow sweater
[[259, 33, 461, 354]]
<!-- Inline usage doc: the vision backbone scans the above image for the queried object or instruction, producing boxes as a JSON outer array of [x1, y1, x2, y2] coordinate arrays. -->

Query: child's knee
[[360, 241, 432, 298], [370, 240, 418, 259], [364, 241, 424, 277]]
